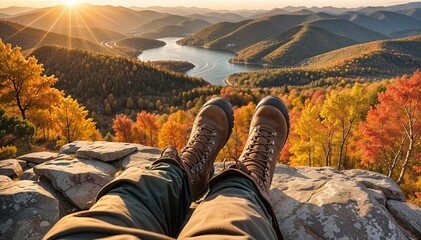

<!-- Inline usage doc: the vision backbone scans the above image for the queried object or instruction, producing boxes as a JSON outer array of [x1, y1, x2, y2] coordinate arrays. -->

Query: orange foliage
[[112, 114, 134, 142]]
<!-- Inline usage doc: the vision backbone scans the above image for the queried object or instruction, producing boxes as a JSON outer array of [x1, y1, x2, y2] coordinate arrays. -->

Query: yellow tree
[[52, 95, 98, 144], [321, 84, 369, 170], [290, 102, 325, 167], [158, 110, 193, 150], [0, 39, 60, 120]]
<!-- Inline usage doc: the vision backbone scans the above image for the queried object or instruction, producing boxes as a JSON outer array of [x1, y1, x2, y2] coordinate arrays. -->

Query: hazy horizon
[[1, 0, 420, 10]]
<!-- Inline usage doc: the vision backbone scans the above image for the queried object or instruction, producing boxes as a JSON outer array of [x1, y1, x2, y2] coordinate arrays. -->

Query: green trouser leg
[[178, 175, 277, 240], [43, 163, 190, 240]]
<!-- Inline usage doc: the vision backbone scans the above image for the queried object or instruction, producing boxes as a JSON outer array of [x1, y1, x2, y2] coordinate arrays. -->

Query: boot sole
[[253, 96, 290, 138], [200, 97, 234, 144]]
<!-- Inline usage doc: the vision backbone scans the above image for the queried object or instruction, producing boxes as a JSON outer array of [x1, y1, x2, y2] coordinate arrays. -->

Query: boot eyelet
[[269, 149, 274, 154], [212, 132, 217, 136], [272, 131, 277, 136], [270, 140, 275, 145], [211, 140, 215, 145]]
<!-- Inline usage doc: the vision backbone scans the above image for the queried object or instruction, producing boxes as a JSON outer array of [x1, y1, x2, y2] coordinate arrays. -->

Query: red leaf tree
[[360, 71, 421, 184]]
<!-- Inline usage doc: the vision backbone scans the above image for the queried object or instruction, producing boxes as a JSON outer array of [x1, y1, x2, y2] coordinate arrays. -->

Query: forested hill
[[30, 45, 208, 116], [227, 36, 421, 87]]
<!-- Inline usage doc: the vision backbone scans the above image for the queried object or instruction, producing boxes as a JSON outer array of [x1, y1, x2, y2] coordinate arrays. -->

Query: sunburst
[[65, 0, 79, 7]]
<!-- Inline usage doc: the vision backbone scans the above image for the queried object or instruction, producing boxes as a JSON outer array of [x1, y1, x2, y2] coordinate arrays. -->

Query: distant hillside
[[305, 19, 389, 43], [0, 20, 116, 55], [358, 2, 421, 13], [0, 6, 36, 15], [139, 19, 211, 38], [30, 45, 208, 115], [302, 36, 421, 69], [54, 27, 127, 43], [390, 28, 421, 38], [348, 11, 421, 35], [232, 25, 358, 66], [227, 36, 421, 87], [179, 13, 332, 51], [249, 8, 290, 19], [185, 13, 244, 23], [135, 15, 188, 32], [177, 20, 251, 46], [7, 4, 167, 34], [399, 8, 421, 21], [0, 13, 10, 18]]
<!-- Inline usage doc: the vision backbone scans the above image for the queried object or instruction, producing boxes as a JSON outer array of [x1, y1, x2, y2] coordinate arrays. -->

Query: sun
[[65, 0, 79, 7]]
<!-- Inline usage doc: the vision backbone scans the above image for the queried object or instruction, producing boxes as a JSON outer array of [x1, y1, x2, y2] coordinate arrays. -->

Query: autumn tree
[[321, 84, 369, 170], [133, 111, 159, 146], [112, 114, 134, 142], [0, 39, 60, 120], [360, 72, 421, 184], [158, 110, 193, 150], [52, 95, 98, 144], [290, 102, 325, 167]]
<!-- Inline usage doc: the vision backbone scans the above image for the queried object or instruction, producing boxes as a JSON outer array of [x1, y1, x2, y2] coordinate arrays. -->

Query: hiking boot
[[154, 98, 234, 201], [209, 96, 289, 239], [234, 96, 290, 199]]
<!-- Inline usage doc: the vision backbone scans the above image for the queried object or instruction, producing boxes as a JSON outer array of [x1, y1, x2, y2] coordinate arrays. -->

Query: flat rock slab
[[343, 169, 406, 201], [0, 175, 12, 182], [387, 200, 421, 239], [76, 142, 138, 162], [269, 165, 406, 240], [0, 180, 59, 240], [17, 152, 57, 164], [34, 158, 117, 209], [120, 146, 162, 169], [59, 141, 93, 155], [0, 159, 23, 177]]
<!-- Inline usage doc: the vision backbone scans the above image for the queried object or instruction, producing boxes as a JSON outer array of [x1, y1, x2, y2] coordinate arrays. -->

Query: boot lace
[[241, 125, 277, 186], [180, 124, 216, 176]]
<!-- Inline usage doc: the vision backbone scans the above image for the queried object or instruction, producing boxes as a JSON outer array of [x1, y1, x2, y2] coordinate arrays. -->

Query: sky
[[0, 0, 419, 10]]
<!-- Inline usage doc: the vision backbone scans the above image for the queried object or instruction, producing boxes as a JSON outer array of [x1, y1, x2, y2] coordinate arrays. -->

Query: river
[[137, 37, 264, 85]]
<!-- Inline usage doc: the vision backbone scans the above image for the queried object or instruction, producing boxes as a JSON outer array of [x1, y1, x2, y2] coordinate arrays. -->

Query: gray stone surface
[[17, 152, 57, 164], [0, 180, 60, 240], [387, 200, 421, 239], [0, 159, 23, 177], [59, 141, 93, 155], [19, 168, 40, 181], [119, 146, 162, 169], [342, 169, 406, 201], [34, 158, 117, 209], [76, 141, 138, 162], [269, 165, 407, 240]]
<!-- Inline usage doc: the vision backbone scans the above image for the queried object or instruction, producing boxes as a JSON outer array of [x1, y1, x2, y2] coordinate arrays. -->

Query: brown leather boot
[[154, 98, 234, 201], [210, 96, 289, 239]]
